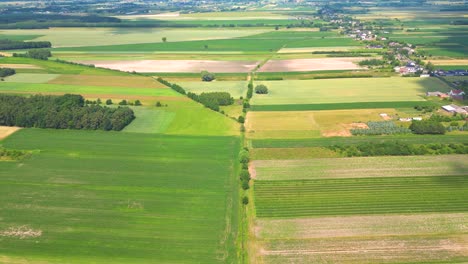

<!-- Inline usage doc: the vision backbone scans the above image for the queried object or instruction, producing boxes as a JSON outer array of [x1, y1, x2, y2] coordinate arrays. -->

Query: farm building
[[442, 104, 468, 114], [449, 89, 466, 100]]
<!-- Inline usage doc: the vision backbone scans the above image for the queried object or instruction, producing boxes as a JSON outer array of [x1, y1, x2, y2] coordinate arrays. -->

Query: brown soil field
[[48, 75, 167, 88], [84, 60, 259, 73], [428, 59, 468, 65], [0, 126, 20, 140], [258, 58, 365, 72]]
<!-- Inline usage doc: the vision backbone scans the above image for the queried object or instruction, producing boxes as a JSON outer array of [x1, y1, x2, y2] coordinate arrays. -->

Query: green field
[[0, 129, 240, 263], [0, 28, 269, 48], [254, 175, 468, 218], [3, 73, 60, 83], [0, 82, 179, 98], [55, 30, 361, 53], [250, 77, 449, 106], [180, 81, 248, 98], [253, 155, 468, 180]]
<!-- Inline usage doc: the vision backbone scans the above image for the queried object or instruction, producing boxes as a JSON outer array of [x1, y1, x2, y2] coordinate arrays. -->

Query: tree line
[[0, 39, 51, 50], [0, 94, 135, 131], [13, 49, 52, 60], [0, 67, 15, 78]]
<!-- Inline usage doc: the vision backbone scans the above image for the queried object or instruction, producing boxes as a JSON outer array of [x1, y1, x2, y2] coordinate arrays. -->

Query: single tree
[[162, 37, 167, 42], [106, 99, 113, 105], [255, 84, 269, 94], [134, 100, 142, 106], [119, 100, 127, 106], [201, 70, 216, 82]]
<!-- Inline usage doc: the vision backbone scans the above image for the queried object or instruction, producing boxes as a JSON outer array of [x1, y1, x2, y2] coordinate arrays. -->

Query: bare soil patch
[[258, 57, 365, 72], [322, 122, 368, 137], [0, 226, 42, 239], [84, 60, 259, 73], [0, 126, 21, 140]]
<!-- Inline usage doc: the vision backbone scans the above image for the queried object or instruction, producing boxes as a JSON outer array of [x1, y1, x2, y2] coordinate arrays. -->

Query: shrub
[[0, 67, 15, 78], [242, 196, 249, 205], [134, 100, 142, 106], [156, 101, 163, 107], [241, 181, 250, 190], [118, 100, 128, 106], [201, 71, 216, 82], [106, 99, 113, 105], [410, 120, 446, 135], [238, 116, 245, 123], [255, 84, 269, 94], [239, 150, 249, 163]]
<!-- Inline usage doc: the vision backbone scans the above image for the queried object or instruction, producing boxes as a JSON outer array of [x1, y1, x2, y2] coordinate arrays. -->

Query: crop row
[[254, 176, 468, 218]]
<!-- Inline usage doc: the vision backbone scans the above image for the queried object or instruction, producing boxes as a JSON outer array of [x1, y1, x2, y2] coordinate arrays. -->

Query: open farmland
[[48, 74, 167, 88], [250, 77, 449, 108], [245, 109, 402, 139], [255, 213, 468, 264], [180, 81, 247, 98], [0, 28, 269, 48], [254, 175, 468, 218], [89, 60, 259, 73], [0, 129, 240, 263], [252, 155, 468, 180], [116, 11, 294, 21], [0, 126, 20, 140], [258, 58, 364, 72]]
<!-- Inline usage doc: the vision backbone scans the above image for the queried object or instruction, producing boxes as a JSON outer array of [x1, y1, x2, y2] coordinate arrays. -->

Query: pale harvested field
[[88, 60, 259, 73], [258, 58, 365, 72], [48, 75, 166, 88], [252, 155, 468, 180], [0, 126, 20, 140], [255, 213, 468, 263], [255, 213, 468, 264], [245, 109, 399, 139], [278, 47, 360, 53], [428, 59, 468, 65], [0, 64, 41, 69]]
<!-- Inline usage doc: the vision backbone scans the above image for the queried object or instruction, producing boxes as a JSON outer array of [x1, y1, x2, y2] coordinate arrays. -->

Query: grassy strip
[[254, 176, 468, 218], [250, 101, 437, 111], [252, 134, 468, 148]]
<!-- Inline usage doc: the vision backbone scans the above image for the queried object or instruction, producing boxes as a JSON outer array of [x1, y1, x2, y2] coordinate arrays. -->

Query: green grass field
[[249, 101, 438, 111], [0, 129, 240, 263], [179, 81, 248, 98], [250, 77, 449, 106]]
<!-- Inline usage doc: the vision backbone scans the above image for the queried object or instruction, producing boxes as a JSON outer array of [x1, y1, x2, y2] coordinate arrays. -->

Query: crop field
[[252, 155, 468, 180], [179, 81, 247, 98], [116, 11, 293, 21], [89, 60, 259, 73], [250, 78, 447, 106], [48, 74, 167, 88], [3, 73, 60, 83], [0, 82, 179, 98], [246, 109, 401, 138], [56, 30, 361, 53], [254, 175, 468, 218], [0, 28, 269, 48], [258, 58, 364, 72], [255, 213, 468, 264], [0, 126, 20, 140], [0, 129, 240, 263]]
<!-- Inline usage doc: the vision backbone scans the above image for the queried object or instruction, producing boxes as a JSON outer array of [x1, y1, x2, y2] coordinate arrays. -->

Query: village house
[[449, 89, 466, 100]]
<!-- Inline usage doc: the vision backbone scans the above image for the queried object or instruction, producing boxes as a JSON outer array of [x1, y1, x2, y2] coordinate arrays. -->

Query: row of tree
[[330, 141, 467, 157], [13, 49, 52, 60], [187, 92, 234, 112], [0, 39, 51, 50], [0, 94, 135, 131]]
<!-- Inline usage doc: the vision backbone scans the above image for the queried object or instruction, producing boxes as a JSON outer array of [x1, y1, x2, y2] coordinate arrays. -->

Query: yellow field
[[0, 126, 20, 140], [427, 59, 468, 65], [245, 109, 400, 139]]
